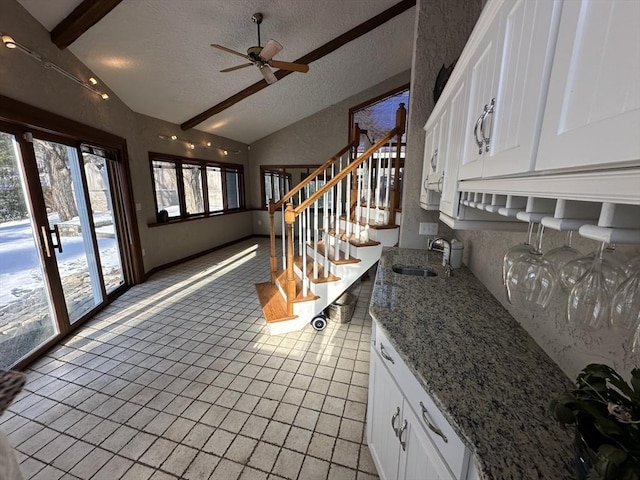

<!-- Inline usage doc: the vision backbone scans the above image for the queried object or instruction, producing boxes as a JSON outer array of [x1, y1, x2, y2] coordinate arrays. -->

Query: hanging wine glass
[[567, 242, 621, 329], [502, 222, 536, 285], [610, 259, 640, 332], [506, 225, 558, 310], [559, 244, 626, 294], [543, 231, 582, 272]]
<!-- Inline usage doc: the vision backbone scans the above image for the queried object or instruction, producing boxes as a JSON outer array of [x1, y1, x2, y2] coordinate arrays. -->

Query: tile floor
[[1, 237, 380, 480]]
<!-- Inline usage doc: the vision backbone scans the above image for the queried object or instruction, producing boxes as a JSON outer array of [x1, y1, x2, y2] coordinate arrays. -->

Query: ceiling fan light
[[260, 64, 277, 84]]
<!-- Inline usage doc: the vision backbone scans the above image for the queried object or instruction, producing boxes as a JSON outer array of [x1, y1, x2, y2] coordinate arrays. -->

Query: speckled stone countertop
[[369, 248, 575, 479]]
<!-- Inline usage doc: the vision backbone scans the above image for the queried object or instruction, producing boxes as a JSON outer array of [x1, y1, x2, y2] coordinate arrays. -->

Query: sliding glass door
[[0, 128, 127, 368]]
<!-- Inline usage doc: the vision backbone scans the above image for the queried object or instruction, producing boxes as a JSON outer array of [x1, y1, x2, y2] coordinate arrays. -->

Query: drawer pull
[[420, 401, 448, 443], [391, 406, 400, 436], [380, 343, 395, 364], [398, 419, 408, 451]]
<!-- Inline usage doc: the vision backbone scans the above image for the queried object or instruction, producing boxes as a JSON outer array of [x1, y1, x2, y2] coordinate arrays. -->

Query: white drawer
[[374, 324, 470, 480]]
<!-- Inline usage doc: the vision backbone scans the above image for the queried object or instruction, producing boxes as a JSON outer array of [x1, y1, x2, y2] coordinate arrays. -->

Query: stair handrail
[[294, 128, 399, 216], [268, 123, 361, 215]]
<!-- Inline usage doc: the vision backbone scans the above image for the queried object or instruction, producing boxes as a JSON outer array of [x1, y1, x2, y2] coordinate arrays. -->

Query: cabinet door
[[428, 107, 450, 192], [420, 122, 439, 206], [483, 0, 562, 177], [397, 405, 455, 480], [459, 12, 503, 180], [440, 77, 469, 217], [536, 0, 640, 171], [367, 350, 403, 480]]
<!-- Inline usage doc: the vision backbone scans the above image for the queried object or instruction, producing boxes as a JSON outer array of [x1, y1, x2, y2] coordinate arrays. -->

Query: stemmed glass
[[567, 242, 625, 329], [502, 222, 536, 285], [559, 244, 625, 294], [543, 231, 582, 272], [506, 225, 558, 310], [610, 259, 640, 332]]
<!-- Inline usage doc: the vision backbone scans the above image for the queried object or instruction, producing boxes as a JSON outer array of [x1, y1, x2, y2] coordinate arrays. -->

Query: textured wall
[[0, 0, 252, 273], [400, 0, 483, 248], [247, 71, 411, 210], [457, 228, 640, 379]]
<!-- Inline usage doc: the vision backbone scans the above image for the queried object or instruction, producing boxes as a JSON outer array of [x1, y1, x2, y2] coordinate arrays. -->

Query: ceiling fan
[[211, 12, 309, 85]]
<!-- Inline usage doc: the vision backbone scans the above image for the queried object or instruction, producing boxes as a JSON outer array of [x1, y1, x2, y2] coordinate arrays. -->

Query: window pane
[[226, 170, 241, 209], [152, 161, 180, 217], [264, 174, 272, 206], [182, 164, 204, 215], [207, 167, 223, 212]]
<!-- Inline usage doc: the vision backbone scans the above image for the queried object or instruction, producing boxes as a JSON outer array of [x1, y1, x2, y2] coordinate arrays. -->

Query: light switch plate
[[419, 222, 438, 235]]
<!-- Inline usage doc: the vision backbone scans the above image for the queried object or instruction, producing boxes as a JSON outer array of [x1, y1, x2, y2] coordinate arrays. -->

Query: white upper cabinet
[[536, 0, 640, 172], [420, 121, 439, 206], [440, 78, 469, 218], [483, 0, 562, 177], [459, 9, 503, 180]]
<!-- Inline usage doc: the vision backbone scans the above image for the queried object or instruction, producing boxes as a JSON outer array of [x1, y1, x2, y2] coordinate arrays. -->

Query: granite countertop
[[369, 247, 575, 479]]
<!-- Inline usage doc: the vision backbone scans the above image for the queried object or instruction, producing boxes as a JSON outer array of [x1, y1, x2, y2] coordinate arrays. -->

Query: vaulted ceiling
[[17, 0, 416, 144]]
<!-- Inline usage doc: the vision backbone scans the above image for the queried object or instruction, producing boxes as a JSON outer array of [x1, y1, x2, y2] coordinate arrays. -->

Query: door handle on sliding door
[[40, 225, 63, 257]]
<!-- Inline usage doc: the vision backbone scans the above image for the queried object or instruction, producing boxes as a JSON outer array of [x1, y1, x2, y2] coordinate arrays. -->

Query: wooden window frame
[[149, 152, 246, 224], [260, 164, 321, 209]]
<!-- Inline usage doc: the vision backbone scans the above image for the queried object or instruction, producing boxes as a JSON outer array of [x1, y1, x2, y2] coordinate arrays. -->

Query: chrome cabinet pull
[[391, 406, 400, 436], [473, 108, 487, 154], [430, 149, 438, 172], [423, 178, 429, 192], [380, 343, 394, 364], [478, 104, 490, 154], [437, 172, 444, 193], [420, 401, 448, 443], [483, 98, 496, 153], [398, 419, 408, 451]]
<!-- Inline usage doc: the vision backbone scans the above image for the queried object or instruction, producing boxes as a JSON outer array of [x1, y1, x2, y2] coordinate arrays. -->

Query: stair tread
[[308, 241, 361, 265], [294, 255, 341, 284], [255, 282, 297, 323], [275, 270, 319, 303]]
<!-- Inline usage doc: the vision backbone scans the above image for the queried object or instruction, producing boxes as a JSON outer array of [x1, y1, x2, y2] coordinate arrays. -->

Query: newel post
[[268, 199, 277, 283], [390, 103, 406, 224], [284, 203, 296, 315]]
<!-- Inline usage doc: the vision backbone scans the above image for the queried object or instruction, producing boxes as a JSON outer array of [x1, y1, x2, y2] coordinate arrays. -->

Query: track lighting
[[1, 31, 109, 101], [157, 135, 239, 155]]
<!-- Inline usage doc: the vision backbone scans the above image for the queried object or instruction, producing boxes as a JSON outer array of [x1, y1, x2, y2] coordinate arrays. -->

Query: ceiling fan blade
[[220, 63, 253, 73], [259, 65, 278, 84], [259, 39, 283, 61], [211, 44, 250, 60], [268, 60, 309, 73]]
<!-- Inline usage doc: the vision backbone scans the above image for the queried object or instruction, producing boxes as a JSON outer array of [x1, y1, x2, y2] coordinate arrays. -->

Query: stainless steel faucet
[[428, 237, 452, 276]]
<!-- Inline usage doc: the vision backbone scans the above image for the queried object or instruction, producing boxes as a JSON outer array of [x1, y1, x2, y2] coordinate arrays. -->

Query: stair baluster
[[298, 191, 303, 256], [323, 169, 329, 278], [384, 147, 392, 224], [375, 155, 382, 219], [365, 154, 372, 241], [335, 157, 342, 261], [281, 203, 286, 270]]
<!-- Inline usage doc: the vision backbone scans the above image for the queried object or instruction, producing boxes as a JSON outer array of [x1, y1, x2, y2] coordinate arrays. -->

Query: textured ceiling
[[17, 0, 416, 144]]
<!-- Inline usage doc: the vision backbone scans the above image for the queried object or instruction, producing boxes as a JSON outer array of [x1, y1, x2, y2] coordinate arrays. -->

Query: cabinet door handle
[[430, 149, 438, 172], [398, 419, 408, 451], [380, 343, 395, 364], [437, 172, 444, 193], [420, 401, 448, 443], [391, 406, 400, 436], [423, 178, 429, 192], [473, 108, 487, 154], [483, 98, 496, 153]]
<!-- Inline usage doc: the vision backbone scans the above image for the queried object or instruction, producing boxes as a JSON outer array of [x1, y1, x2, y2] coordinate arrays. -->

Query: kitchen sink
[[391, 264, 437, 277]]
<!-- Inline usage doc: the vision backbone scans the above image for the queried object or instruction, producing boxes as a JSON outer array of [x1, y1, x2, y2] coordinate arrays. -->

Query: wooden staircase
[[256, 104, 406, 334]]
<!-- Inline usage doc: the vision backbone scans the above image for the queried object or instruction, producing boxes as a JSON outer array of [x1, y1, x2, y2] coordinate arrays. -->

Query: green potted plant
[[549, 364, 640, 480]]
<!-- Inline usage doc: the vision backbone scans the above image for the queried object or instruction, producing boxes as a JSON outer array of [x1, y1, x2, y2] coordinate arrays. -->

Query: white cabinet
[[484, 0, 562, 177], [460, 0, 563, 180], [367, 323, 472, 480], [536, 0, 640, 172], [459, 7, 503, 180], [420, 120, 442, 210]]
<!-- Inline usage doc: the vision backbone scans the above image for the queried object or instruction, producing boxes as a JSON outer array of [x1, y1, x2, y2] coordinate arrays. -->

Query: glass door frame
[[0, 95, 144, 370]]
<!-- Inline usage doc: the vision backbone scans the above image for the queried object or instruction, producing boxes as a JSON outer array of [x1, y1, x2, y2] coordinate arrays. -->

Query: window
[[260, 165, 320, 208], [150, 153, 245, 221]]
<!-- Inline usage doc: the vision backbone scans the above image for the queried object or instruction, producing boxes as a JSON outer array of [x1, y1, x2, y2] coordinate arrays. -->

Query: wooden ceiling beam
[[180, 0, 416, 131], [51, 0, 124, 49]]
